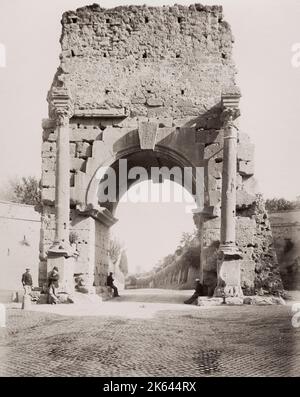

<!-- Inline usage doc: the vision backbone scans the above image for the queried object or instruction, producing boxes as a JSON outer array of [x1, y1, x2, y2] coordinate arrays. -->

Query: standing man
[[48, 266, 60, 304], [184, 279, 205, 305], [106, 272, 120, 297], [21, 268, 33, 295]]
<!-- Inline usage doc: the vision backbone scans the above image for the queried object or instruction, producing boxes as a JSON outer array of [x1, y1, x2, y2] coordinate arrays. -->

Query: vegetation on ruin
[[0, 176, 41, 207], [126, 229, 199, 288], [109, 236, 128, 277], [265, 197, 300, 212]]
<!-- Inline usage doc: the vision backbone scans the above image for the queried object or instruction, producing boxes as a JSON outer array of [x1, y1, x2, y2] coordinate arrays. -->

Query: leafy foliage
[[109, 237, 122, 265], [265, 197, 300, 212], [119, 250, 128, 276], [0, 176, 41, 206], [130, 229, 199, 286]]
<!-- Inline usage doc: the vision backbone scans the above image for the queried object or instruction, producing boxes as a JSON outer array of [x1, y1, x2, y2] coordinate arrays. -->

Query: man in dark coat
[[184, 279, 204, 304], [48, 267, 59, 304], [106, 272, 120, 297], [21, 268, 33, 295]]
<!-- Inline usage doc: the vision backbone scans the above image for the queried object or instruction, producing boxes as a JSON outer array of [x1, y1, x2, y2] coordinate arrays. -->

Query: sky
[[1, 0, 300, 273]]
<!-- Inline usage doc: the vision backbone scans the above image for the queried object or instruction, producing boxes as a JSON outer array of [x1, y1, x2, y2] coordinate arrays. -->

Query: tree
[[180, 231, 195, 247], [109, 237, 123, 265], [176, 230, 197, 254], [265, 197, 300, 212], [119, 250, 128, 276], [0, 176, 41, 206]]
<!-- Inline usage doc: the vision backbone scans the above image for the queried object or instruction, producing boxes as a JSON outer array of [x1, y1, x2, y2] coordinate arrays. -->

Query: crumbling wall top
[[50, 3, 238, 119]]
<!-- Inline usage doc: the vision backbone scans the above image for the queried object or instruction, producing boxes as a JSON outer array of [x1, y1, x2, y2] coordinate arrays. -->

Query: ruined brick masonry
[[40, 4, 283, 295]]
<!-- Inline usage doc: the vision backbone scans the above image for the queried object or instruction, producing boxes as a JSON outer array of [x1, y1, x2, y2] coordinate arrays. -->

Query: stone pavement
[[0, 289, 299, 377]]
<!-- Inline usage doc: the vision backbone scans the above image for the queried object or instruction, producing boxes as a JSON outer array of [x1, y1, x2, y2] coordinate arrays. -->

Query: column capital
[[221, 93, 241, 132], [48, 87, 74, 126], [221, 92, 241, 109]]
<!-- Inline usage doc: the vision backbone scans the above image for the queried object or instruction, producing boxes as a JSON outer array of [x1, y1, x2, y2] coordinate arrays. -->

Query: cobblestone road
[[0, 289, 299, 377]]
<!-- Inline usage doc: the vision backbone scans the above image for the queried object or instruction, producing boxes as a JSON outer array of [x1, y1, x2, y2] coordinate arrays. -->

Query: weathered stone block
[[207, 175, 221, 192], [115, 117, 139, 128], [42, 142, 56, 158], [208, 159, 223, 179], [76, 142, 92, 159], [238, 160, 254, 176], [243, 296, 286, 305], [71, 158, 85, 172], [42, 118, 56, 130], [147, 98, 163, 107], [204, 143, 221, 159], [226, 297, 244, 305], [157, 118, 173, 128], [242, 176, 257, 195], [70, 143, 76, 158], [70, 128, 101, 142], [41, 188, 55, 204], [138, 121, 158, 150], [209, 190, 221, 206], [41, 171, 55, 188], [236, 190, 256, 208], [42, 157, 56, 172], [236, 173, 243, 190], [237, 142, 254, 162], [132, 96, 146, 104], [47, 132, 57, 142], [147, 107, 169, 119]]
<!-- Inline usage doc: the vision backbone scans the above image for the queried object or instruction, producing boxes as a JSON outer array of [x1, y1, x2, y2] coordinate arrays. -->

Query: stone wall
[[131, 241, 201, 291], [57, 4, 236, 117], [269, 210, 300, 290], [237, 195, 283, 295], [0, 201, 40, 294]]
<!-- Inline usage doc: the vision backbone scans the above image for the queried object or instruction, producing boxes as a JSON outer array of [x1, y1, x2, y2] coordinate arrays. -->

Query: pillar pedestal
[[214, 250, 243, 297], [47, 253, 75, 295]]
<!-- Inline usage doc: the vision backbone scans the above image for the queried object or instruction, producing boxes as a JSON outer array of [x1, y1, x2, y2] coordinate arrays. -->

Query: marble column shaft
[[54, 117, 70, 249]]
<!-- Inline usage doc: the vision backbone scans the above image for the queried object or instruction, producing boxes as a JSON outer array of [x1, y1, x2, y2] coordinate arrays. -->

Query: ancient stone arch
[[39, 4, 283, 297]]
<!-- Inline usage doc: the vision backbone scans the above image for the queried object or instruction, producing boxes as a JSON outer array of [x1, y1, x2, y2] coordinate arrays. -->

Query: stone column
[[220, 113, 238, 253], [214, 93, 243, 298], [52, 115, 71, 252], [47, 88, 75, 294]]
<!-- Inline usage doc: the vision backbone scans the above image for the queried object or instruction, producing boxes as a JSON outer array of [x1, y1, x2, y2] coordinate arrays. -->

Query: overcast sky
[[1, 0, 300, 272]]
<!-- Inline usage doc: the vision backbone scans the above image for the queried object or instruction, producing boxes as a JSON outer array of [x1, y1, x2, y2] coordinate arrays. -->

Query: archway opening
[[107, 177, 202, 301]]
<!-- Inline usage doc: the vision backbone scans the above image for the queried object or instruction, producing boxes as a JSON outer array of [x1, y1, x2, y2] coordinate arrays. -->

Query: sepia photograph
[[0, 0, 299, 382]]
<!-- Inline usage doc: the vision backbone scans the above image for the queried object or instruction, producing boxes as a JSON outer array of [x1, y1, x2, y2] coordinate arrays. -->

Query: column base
[[47, 254, 75, 295], [214, 255, 244, 298], [48, 241, 73, 257], [219, 243, 243, 259], [76, 285, 97, 294], [214, 285, 244, 298]]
